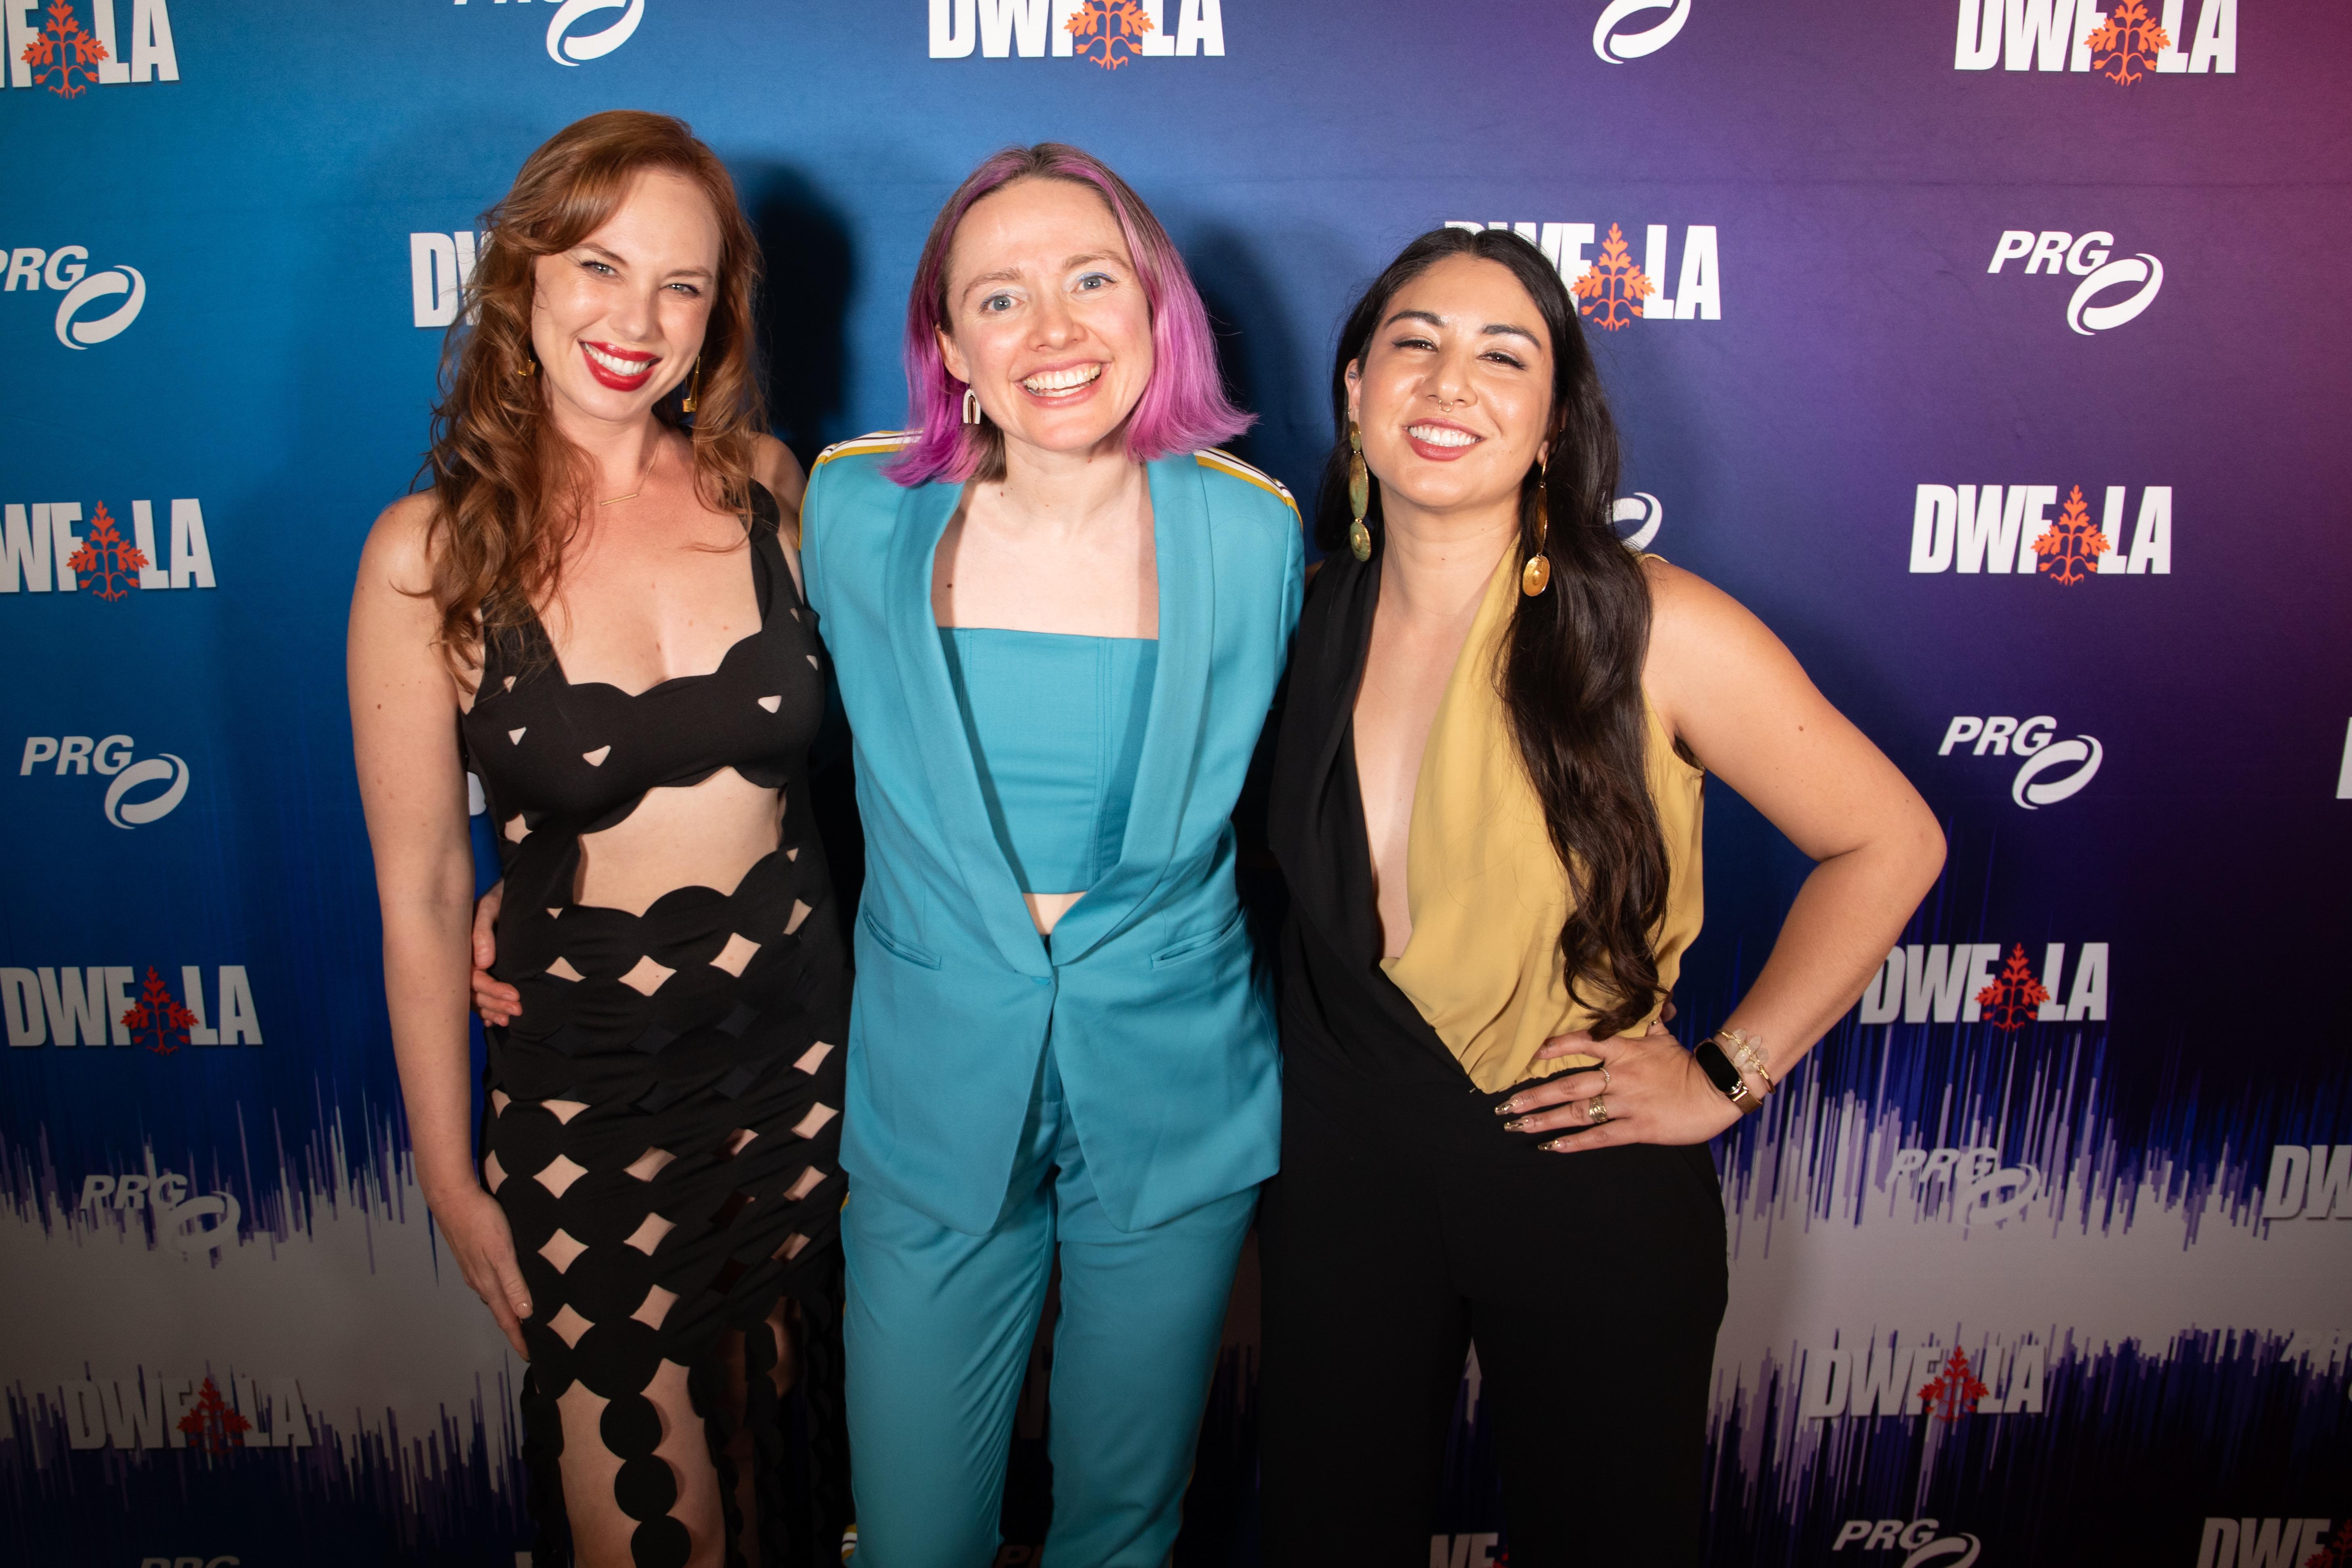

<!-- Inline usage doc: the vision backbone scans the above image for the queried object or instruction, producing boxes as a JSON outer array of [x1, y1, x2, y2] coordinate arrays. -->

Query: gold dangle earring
[[962, 386, 982, 425], [681, 355, 701, 414], [1347, 419, 1372, 562], [514, 344, 537, 379], [1521, 454, 1553, 596]]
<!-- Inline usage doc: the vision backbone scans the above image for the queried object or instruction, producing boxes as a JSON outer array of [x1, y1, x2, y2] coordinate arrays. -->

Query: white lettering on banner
[[1954, 0, 2234, 76], [52, 1370, 310, 1449], [1884, 1146, 2042, 1227], [445, 0, 647, 67], [1909, 484, 2170, 578], [2, 0, 176, 91], [1799, 1332, 2045, 1420], [2, 244, 148, 346], [930, 0, 1226, 62], [1429, 1534, 1501, 1568], [1830, 1520, 1983, 1562], [2198, 1519, 2339, 1568], [1, 966, 261, 1050], [20, 733, 193, 826], [76, 1157, 244, 1254], [1985, 230, 2164, 333], [1, 499, 215, 595], [410, 231, 487, 328], [2339, 719, 2352, 800], [1444, 220, 1721, 323], [1935, 717, 2104, 808], [2260, 1146, 2352, 1222], [1855, 942, 2107, 1025]]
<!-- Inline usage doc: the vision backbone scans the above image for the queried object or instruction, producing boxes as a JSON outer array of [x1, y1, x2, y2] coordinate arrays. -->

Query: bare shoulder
[[358, 491, 444, 598], [751, 434, 808, 516], [1639, 555, 1810, 713]]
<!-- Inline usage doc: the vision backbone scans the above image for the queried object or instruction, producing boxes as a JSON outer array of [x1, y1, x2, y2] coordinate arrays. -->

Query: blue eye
[[1077, 272, 1111, 290]]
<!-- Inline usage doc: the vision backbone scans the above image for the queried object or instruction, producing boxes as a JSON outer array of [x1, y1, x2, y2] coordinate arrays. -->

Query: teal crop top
[[939, 627, 1159, 895]]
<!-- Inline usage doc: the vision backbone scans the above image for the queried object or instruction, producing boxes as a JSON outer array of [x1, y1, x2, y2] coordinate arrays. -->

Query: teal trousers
[[843, 1044, 1255, 1567]]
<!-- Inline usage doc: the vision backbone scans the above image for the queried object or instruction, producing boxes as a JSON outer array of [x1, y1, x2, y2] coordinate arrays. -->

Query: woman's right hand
[[471, 881, 522, 1026], [430, 1181, 534, 1358]]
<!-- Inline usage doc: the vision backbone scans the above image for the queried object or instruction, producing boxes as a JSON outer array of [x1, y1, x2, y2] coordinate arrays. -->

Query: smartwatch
[[1694, 1038, 1762, 1116]]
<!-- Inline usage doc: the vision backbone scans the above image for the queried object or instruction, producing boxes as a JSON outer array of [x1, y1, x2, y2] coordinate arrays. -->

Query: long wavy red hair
[[420, 110, 766, 681]]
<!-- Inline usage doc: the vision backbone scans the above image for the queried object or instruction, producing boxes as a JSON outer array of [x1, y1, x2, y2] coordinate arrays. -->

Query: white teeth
[[585, 345, 654, 376], [1408, 425, 1478, 448], [1022, 364, 1102, 394]]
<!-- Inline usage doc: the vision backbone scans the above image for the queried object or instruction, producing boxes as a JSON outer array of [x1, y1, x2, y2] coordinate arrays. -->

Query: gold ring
[[1599, 1065, 1613, 1092], [1587, 1095, 1610, 1124]]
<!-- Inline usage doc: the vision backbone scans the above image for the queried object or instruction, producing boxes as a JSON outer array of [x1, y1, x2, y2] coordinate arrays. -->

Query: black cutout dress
[[459, 484, 851, 1568]]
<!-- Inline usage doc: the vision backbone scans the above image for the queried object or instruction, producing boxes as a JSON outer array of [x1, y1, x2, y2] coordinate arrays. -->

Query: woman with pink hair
[[798, 144, 1302, 1566]]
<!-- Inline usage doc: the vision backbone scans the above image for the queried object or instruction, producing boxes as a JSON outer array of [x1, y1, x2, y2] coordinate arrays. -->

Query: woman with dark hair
[[1257, 227, 1945, 1564], [349, 112, 849, 1568], [796, 144, 1301, 1566]]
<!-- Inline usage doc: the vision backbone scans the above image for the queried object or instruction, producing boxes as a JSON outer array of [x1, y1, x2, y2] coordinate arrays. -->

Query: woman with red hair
[[350, 112, 849, 1568], [799, 143, 1302, 1566]]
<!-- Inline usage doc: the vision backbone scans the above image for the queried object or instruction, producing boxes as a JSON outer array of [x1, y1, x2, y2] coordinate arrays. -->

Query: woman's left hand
[[1496, 1022, 1745, 1151]]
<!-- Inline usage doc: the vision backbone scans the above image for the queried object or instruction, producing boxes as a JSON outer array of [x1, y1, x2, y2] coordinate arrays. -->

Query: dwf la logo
[[2, 965, 262, 1050], [1446, 220, 1721, 328], [2, 499, 216, 598], [1935, 716, 2103, 809], [1832, 1520, 1982, 1566], [20, 734, 191, 826], [49, 1370, 313, 1452], [411, 230, 487, 328], [5, 244, 147, 347], [4, 0, 178, 95], [2199, 1519, 2346, 1568], [1987, 230, 2162, 335], [1955, 0, 2234, 80], [1909, 484, 2171, 580], [1857, 942, 2108, 1027], [2261, 1145, 2352, 1223], [1591, 0, 1689, 63], [1430, 1536, 1502, 1568], [446, 0, 647, 69], [928, 0, 1227, 64], [79, 1155, 242, 1256], [1800, 1332, 2046, 1420]]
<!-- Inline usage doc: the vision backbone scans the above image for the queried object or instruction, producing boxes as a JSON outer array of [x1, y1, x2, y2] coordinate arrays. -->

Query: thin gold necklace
[[598, 443, 659, 507]]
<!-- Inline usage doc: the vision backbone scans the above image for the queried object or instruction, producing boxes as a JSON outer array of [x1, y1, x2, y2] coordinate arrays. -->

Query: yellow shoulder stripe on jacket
[[1195, 449, 1298, 514], [813, 429, 918, 468]]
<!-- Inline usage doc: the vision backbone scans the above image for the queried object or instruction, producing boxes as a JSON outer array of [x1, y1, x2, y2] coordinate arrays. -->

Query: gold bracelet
[[1720, 1028, 1775, 1095]]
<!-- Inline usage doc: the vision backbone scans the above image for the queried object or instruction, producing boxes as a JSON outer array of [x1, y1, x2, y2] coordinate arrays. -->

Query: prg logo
[[1936, 714, 2103, 809], [1446, 220, 1721, 328], [4, 0, 180, 96], [1833, 1518, 1982, 1567], [1953, 0, 2235, 81], [1591, 0, 1689, 63], [78, 1154, 243, 1256], [5, 244, 147, 347], [928, 0, 1227, 64], [1986, 228, 2162, 335], [21, 732, 192, 826], [446, 0, 646, 69]]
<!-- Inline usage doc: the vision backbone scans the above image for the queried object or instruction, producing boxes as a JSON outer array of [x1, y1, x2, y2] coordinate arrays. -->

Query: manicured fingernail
[[1545, 1139, 1572, 1153], [1505, 1118, 1530, 1134], [1495, 1099, 1519, 1115]]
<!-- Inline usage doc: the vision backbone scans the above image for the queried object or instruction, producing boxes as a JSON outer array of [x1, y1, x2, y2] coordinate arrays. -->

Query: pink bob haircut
[[886, 143, 1253, 488]]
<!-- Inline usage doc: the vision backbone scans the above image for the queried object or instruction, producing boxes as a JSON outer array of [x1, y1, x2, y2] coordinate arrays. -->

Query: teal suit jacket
[[801, 437, 1304, 1235]]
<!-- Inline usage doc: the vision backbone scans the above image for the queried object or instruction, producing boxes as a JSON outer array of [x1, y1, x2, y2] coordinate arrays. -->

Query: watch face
[[1697, 1040, 1746, 1098]]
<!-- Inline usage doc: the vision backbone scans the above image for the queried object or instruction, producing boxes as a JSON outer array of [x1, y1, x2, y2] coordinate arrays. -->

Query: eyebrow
[[1381, 307, 1542, 347]]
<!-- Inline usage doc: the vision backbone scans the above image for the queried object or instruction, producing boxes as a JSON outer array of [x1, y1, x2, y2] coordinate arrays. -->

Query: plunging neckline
[[527, 509, 779, 699]]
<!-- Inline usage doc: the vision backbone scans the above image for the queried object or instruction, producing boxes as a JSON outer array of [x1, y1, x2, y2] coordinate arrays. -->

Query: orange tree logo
[[1975, 945, 2050, 1031], [66, 502, 148, 600], [2031, 484, 2111, 585], [20, 0, 109, 97], [1065, 0, 1154, 68], [2084, 0, 2171, 85], [122, 967, 198, 1054], [176, 1376, 253, 1454], [1916, 1346, 1991, 1423], [1571, 223, 1656, 332]]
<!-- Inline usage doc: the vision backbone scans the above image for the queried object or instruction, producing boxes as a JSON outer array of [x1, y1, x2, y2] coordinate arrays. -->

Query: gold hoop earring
[[1521, 455, 1552, 597], [1347, 419, 1372, 562], [681, 355, 701, 414], [962, 387, 982, 426], [514, 346, 536, 379]]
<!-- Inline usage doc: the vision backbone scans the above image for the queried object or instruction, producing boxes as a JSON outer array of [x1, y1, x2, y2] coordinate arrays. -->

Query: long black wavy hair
[[1315, 226, 1669, 1040]]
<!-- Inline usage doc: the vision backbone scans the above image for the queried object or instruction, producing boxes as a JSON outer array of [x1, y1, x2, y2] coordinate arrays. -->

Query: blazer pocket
[[1151, 906, 1250, 968], [861, 908, 943, 970]]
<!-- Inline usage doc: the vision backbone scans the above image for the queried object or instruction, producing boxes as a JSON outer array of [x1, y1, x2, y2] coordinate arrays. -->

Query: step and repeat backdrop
[[3, 1, 2347, 1564]]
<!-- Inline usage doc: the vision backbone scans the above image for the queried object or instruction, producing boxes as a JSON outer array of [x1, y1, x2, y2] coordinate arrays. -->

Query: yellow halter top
[[1378, 543, 1705, 1094]]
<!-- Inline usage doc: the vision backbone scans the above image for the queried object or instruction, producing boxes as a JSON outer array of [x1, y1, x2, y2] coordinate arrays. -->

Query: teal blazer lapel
[[884, 480, 1052, 978], [1049, 455, 1214, 966]]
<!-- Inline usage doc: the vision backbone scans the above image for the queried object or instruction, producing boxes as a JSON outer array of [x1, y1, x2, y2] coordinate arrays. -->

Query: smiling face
[[1347, 253, 1556, 521], [936, 176, 1155, 465], [528, 168, 720, 429]]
